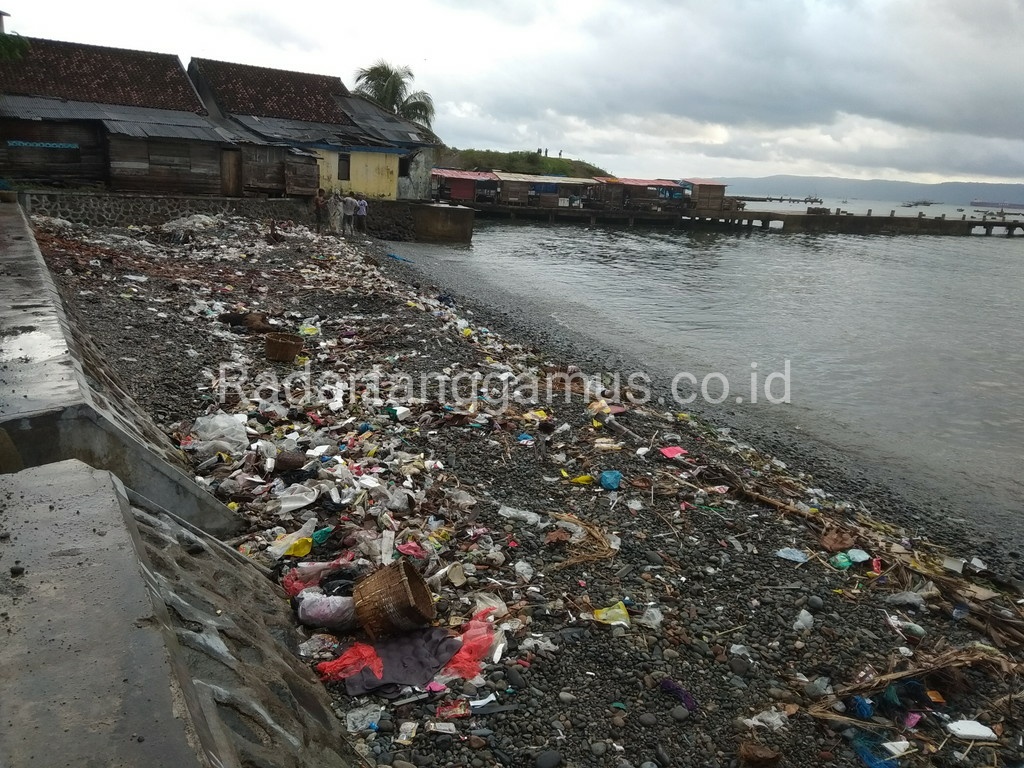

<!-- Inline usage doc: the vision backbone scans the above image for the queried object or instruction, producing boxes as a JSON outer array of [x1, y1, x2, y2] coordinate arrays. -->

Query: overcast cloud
[[8, 0, 1023, 182]]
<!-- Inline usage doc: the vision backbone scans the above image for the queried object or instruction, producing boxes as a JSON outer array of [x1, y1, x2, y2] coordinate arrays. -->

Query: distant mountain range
[[715, 175, 1024, 205]]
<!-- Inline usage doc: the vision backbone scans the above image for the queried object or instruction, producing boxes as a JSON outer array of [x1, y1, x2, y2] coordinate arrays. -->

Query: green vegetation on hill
[[437, 147, 609, 178]]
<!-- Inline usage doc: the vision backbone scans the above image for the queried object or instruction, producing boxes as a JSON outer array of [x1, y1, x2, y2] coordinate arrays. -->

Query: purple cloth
[[345, 627, 460, 698]]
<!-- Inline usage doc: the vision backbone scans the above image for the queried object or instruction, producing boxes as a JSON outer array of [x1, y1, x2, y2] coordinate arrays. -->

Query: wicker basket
[[265, 332, 304, 362], [353, 560, 435, 640]]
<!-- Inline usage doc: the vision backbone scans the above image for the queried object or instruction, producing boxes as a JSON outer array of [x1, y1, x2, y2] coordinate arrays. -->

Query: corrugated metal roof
[[102, 119, 233, 142], [492, 171, 596, 185], [0, 94, 255, 144], [232, 114, 389, 149], [594, 176, 682, 188], [431, 169, 498, 181], [681, 178, 727, 187], [337, 94, 437, 147]]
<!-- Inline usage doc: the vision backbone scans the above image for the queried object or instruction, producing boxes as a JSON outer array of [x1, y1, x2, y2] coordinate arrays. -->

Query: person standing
[[341, 193, 357, 236], [312, 188, 328, 234], [328, 191, 343, 234], [355, 194, 368, 235]]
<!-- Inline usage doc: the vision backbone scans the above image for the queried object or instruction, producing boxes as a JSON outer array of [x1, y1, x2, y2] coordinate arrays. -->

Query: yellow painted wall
[[315, 149, 398, 200]]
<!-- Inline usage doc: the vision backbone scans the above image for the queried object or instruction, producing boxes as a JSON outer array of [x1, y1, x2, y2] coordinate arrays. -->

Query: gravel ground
[[35, 213, 1024, 768]]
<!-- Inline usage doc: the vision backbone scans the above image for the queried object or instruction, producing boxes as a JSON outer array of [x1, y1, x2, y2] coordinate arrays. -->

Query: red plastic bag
[[443, 609, 495, 679], [316, 641, 383, 682]]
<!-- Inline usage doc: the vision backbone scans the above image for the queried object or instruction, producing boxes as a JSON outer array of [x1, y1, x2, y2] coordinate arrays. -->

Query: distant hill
[[436, 147, 609, 178], [716, 175, 1024, 205]]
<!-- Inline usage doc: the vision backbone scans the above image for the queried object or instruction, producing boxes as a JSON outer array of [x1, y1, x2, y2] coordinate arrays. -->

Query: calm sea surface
[[390, 199, 1024, 536]]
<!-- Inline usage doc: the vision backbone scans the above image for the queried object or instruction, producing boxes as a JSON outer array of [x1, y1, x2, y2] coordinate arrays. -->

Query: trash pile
[[35, 212, 1024, 768]]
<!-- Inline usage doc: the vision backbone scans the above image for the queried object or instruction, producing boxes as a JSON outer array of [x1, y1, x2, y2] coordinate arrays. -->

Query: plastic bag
[[317, 642, 383, 683], [514, 560, 535, 583], [296, 594, 357, 632], [343, 702, 382, 733], [594, 601, 631, 627], [792, 609, 814, 631], [267, 518, 317, 559], [599, 470, 623, 490], [443, 609, 496, 679], [282, 552, 357, 597], [193, 413, 248, 454], [497, 505, 546, 528], [520, 636, 559, 653], [472, 593, 509, 618], [636, 607, 664, 629], [297, 633, 340, 658]]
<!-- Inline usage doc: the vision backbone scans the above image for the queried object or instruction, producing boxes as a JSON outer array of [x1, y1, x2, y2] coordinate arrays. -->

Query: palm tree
[[353, 60, 435, 128]]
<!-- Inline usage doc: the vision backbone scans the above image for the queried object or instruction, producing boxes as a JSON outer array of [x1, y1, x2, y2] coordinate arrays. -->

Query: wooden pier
[[471, 204, 1024, 237]]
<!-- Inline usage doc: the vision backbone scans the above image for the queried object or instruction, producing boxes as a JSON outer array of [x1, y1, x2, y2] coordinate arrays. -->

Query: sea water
[[390, 210, 1024, 538]]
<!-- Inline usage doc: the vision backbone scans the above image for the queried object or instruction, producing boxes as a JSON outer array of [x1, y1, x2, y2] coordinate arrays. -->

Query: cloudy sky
[[7, 0, 1023, 182]]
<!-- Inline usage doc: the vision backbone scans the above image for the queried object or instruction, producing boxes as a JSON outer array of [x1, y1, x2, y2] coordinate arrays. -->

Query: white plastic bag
[[296, 594, 357, 632], [267, 518, 317, 559], [193, 413, 248, 454]]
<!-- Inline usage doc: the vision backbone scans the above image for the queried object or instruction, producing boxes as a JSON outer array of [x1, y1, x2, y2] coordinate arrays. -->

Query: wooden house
[[431, 169, 499, 203], [491, 172, 595, 207], [679, 178, 728, 211], [592, 177, 684, 210], [0, 37, 247, 195], [189, 59, 430, 200]]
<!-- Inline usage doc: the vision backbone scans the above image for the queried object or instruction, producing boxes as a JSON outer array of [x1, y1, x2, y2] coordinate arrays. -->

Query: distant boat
[[901, 200, 936, 207], [971, 200, 1024, 210], [956, 208, 964, 212]]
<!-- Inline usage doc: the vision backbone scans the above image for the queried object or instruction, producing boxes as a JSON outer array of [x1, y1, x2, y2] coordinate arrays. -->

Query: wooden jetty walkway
[[471, 204, 1024, 237]]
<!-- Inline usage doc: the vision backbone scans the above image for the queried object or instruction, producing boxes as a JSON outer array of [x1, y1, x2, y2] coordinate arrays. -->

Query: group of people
[[313, 189, 368, 236]]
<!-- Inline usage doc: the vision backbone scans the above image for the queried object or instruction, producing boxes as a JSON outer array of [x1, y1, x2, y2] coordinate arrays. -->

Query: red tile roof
[[0, 37, 205, 113], [190, 58, 355, 126]]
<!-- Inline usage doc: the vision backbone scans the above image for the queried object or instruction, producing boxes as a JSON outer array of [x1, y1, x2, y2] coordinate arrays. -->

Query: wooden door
[[220, 149, 242, 196]]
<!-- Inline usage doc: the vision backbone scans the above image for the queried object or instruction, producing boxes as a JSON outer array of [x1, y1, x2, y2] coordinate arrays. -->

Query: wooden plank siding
[[242, 145, 286, 195], [108, 136, 222, 195], [0, 119, 106, 184]]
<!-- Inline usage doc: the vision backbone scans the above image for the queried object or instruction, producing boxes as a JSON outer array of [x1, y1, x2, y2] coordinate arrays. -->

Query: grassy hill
[[436, 147, 609, 178]]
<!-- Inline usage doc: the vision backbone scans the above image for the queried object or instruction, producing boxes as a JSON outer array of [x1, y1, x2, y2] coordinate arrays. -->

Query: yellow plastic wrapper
[[593, 601, 630, 627], [570, 474, 594, 485], [283, 537, 313, 558]]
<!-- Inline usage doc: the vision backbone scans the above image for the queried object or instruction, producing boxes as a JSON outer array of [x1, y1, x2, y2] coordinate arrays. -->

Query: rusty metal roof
[[594, 176, 682, 188], [491, 171, 595, 185], [0, 95, 249, 143], [431, 169, 498, 181]]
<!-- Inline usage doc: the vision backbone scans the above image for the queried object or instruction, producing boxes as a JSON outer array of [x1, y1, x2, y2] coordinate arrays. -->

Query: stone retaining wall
[[20, 190, 310, 228], [20, 189, 420, 241]]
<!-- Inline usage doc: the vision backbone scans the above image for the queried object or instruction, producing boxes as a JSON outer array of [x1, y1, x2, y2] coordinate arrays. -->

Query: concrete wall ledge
[[0, 201, 240, 536]]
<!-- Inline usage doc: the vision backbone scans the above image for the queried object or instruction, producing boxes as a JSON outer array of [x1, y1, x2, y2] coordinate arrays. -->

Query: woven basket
[[265, 332, 304, 362], [353, 560, 435, 640]]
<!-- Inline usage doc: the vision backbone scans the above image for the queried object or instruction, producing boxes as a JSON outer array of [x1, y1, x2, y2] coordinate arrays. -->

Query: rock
[[670, 706, 689, 722], [807, 595, 824, 612], [536, 750, 562, 768], [645, 550, 664, 566], [468, 735, 487, 750], [377, 720, 396, 734], [612, 716, 626, 728], [639, 713, 658, 727], [392, 762, 416, 768], [9, 564, 25, 577], [655, 744, 672, 765], [462, 682, 478, 696], [591, 742, 609, 757], [663, 648, 680, 660], [506, 667, 526, 689], [728, 657, 751, 676], [558, 691, 577, 704]]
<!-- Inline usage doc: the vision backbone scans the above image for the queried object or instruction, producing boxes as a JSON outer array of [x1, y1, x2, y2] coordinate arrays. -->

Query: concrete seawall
[[0, 203, 360, 768]]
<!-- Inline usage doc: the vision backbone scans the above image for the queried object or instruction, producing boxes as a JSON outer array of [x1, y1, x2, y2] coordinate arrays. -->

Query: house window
[[399, 156, 410, 177], [338, 153, 350, 181]]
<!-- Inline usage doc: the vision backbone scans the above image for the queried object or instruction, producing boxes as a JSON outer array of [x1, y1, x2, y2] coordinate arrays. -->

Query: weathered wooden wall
[[108, 136, 221, 195], [0, 119, 106, 185]]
